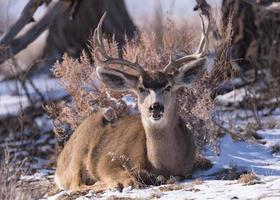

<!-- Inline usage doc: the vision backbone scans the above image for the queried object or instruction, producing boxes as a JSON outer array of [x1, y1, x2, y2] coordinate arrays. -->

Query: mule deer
[[55, 13, 211, 192]]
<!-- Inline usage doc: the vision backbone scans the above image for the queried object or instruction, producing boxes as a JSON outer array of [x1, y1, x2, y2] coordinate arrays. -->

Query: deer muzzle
[[149, 102, 164, 120]]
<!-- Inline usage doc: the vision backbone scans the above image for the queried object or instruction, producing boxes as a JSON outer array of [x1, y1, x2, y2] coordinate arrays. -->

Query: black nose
[[149, 103, 164, 114]]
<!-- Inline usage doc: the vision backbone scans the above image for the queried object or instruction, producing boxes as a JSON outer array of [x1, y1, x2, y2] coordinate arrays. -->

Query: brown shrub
[[46, 51, 130, 136], [238, 172, 257, 186], [47, 18, 227, 148]]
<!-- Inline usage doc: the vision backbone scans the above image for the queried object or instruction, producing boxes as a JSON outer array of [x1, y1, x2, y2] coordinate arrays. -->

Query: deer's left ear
[[173, 58, 207, 90]]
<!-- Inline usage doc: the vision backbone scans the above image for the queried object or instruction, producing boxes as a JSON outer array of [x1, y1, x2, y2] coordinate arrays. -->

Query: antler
[[163, 14, 210, 73], [93, 13, 145, 76]]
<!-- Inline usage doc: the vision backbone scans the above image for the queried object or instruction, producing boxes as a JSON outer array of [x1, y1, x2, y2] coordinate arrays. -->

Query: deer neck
[[141, 108, 191, 176]]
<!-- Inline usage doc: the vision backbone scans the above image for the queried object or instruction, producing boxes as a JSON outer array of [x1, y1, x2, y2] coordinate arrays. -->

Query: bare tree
[[43, 0, 136, 68], [221, 0, 280, 76], [0, 0, 136, 70]]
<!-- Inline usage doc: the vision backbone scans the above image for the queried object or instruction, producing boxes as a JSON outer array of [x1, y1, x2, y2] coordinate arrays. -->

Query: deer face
[[96, 60, 206, 127], [136, 72, 174, 124]]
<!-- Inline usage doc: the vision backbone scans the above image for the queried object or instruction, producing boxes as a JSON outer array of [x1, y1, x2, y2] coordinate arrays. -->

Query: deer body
[[144, 116, 195, 176], [55, 110, 195, 191], [55, 113, 147, 191], [55, 13, 211, 192]]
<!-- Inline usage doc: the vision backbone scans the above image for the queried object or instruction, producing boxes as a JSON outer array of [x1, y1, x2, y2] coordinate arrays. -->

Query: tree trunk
[[221, 0, 280, 76], [43, 0, 136, 67]]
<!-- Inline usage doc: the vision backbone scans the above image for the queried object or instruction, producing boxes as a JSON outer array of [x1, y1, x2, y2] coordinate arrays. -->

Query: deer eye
[[139, 87, 148, 93]]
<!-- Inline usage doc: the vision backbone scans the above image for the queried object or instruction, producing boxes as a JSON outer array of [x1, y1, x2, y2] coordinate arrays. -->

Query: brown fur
[[55, 113, 147, 191], [55, 111, 195, 192]]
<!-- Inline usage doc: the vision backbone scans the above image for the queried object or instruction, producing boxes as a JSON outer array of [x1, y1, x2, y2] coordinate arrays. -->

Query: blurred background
[[0, 0, 221, 77], [0, 0, 279, 199]]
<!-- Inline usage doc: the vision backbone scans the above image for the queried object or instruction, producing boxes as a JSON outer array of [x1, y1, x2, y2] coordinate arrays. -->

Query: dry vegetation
[[0, 1, 279, 200], [238, 172, 258, 186], [46, 18, 228, 150], [0, 150, 20, 200], [107, 196, 141, 200], [0, 13, 233, 199], [0, 149, 51, 200], [158, 178, 203, 192], [0, 106, 56, 199]]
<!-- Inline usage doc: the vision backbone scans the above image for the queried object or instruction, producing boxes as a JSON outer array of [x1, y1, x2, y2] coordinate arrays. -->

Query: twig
[[7, 49, 35, 105], [27, 77, 46, 103], [211, 78, 255, 98], [20, 76, 34, 105], [212, 117, 244, 141]]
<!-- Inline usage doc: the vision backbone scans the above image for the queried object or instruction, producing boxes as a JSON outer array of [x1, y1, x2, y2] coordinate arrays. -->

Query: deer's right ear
[[96, 66, 138, 91], [173, 58, 207, 90]]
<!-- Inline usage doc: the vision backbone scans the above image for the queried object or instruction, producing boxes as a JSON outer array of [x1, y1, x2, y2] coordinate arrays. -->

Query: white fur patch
[[142, 115, 168, 130], [54, 173, 64, 190]]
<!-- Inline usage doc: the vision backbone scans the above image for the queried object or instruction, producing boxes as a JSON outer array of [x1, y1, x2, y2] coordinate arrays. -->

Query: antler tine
[[163, 14, 210, 73], [93, 13, 145, 75]]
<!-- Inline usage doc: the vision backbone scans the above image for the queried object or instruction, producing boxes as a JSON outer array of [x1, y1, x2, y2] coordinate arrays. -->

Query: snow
[[97, 127, 280, 199], [122, 95, 136, 108], [44, 114, 280, 199], [0, 75, 66, 117], [200, 135, 280, 176], [24, 82, 277, 199], [58, 176, 279, 200], [47, 191, 69, 200], [215, 87, 247, 106], [35, 115, 53, 132], [1, 1, 278, 199], [0, 75, 278, 199], [0, 94, 29, 117], [122, 95, 139, 115], [21, 172, 50, 182]]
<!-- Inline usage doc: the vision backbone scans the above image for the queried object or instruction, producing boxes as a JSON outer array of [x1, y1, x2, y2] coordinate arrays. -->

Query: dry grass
[[193, 156, 213, 171], [149, 192, 162, 199], [211, 165, 248, 180], [267, 118, 279, 129], [157, 178, 203, 192], [107, 196, 142, 200], [0, 149, 20, 200], [192, 178, 204, 185], [238, 172, 257, 186], [158, 184, 186, 192], [0, 148, 50, 200]]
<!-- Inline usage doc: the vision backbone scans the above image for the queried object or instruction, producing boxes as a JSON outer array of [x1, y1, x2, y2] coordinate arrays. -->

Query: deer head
[[94, 13, 210, 128]]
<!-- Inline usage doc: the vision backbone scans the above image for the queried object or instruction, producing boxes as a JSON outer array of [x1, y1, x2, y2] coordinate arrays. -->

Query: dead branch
[[194, 0, 211, 16], [211, 78, 256, 98], [212, 118, 244, 141], [0, 1, 66, 64], [0, 0, 47, 46], [27, 77, 46, 103], [194, 0, 223, 42]]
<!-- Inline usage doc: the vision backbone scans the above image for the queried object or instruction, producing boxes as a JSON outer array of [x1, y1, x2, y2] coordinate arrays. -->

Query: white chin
[[149, 117, 164, 123]]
